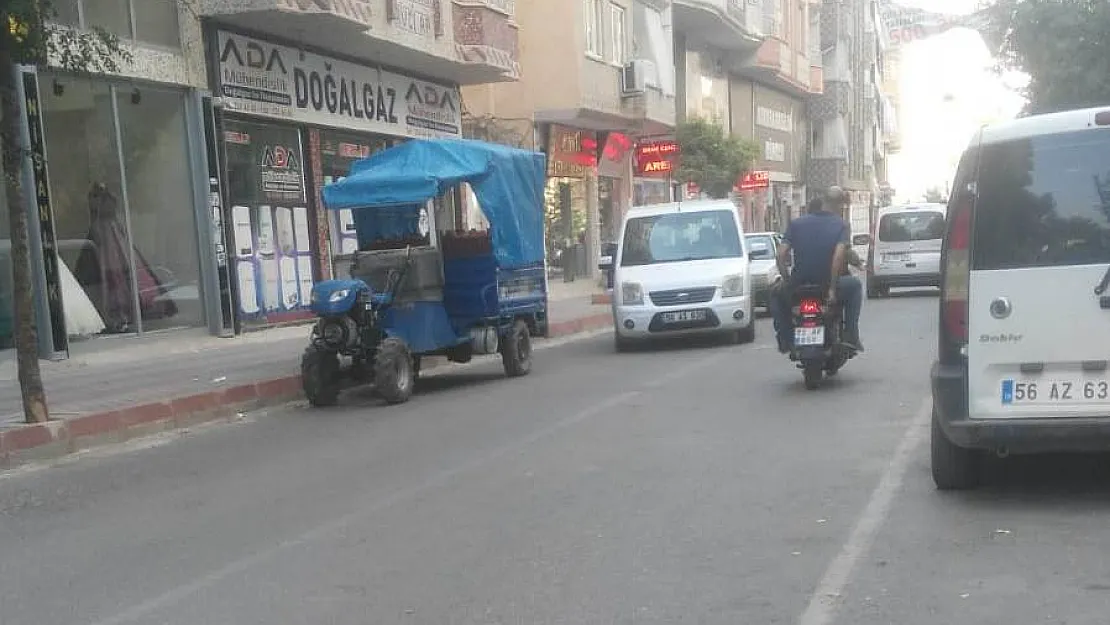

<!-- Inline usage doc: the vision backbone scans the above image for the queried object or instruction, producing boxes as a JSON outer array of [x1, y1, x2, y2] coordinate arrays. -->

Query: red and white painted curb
[[0, 314, 612, 468]]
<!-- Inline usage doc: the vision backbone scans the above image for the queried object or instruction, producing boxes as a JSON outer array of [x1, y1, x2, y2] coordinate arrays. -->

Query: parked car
[[607, 199, 755, 351], [931, 105, 1110, 490], [744, 232, 783, 310], [867, 202, 947, 298]]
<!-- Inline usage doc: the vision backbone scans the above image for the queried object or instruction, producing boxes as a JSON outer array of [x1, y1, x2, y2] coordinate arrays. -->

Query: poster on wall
[[216, 30, 462, 138], [223, 121, 317, 323]]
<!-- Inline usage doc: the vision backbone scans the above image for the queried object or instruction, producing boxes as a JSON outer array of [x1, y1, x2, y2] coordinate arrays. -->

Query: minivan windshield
[[973, 129, 1110, 270], [878, 211, 946, 242], [621, 210, 742, 267], [744, 235, 776, 260]]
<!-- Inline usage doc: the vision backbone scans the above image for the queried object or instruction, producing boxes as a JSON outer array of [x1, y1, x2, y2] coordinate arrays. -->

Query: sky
[[885, 0, 1028, 203]]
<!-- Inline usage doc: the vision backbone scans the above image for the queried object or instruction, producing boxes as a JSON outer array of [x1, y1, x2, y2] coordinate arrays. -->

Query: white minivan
[[609, 200, 755, 351], [931, 106, 1110, 490], [867, 203, 947, 298]]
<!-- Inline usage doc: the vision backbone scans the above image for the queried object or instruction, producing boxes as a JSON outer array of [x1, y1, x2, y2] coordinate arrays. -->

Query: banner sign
[[879, 0, 987, 48], [215, 30, 461, 138], [634, 140, 679, 176]]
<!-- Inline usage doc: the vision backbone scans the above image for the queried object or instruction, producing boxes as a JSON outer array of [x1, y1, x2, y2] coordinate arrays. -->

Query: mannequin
[[75, 182, 177, 333]]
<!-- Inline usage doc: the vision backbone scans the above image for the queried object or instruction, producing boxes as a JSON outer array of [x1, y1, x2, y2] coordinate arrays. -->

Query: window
[[584, 0, 603, 56], [877, 211, 945, 243], [621, 211, 743, 267], [745, 235, 776, 260], [52, 0, 181, 48], [610, 3, 627, 65], [971, 130, 1110, 271]]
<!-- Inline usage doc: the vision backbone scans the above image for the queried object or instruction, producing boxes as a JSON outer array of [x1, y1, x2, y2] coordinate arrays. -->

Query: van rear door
[[967, 127, 1110, 420], [875, 208, 946, 273]]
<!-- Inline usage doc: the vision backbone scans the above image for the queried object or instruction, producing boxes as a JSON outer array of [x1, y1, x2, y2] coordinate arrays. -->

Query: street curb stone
[[0, 315, 612, 469]]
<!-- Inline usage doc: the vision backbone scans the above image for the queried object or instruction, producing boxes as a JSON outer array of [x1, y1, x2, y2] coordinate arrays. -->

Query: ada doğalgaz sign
[[216, 31, 461, 138]]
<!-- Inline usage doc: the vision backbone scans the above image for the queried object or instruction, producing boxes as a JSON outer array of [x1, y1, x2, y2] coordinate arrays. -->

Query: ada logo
[[404, 82, 457, 112], [261, 145, 300, 171], [221, 37, 288, 74]]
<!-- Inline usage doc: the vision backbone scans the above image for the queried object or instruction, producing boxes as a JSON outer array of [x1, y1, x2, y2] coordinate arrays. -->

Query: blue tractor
[[301, 139, 549, 406]]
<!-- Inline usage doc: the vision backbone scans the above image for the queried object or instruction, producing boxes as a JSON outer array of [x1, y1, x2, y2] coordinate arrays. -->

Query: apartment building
[[671, 0, 824, 232], [4, 0, 518, 359], [807, 0, 887, 215], [463, 0, 677, 280]]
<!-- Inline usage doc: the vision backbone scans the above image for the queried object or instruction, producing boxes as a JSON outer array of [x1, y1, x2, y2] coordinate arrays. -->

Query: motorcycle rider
[[770, 186, 864, 353]]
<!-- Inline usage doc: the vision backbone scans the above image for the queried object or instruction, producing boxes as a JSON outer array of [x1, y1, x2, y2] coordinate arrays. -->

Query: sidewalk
[[0, 289, 611, 467]]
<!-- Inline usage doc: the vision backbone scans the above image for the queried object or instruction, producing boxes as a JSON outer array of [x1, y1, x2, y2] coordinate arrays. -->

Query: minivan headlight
[[721, 274, 744, 298], [621, 282, 644, 306]]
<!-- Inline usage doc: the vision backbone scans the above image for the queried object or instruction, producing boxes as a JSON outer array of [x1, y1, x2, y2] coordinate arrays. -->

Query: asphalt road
[[2, 289, 1107, 624]]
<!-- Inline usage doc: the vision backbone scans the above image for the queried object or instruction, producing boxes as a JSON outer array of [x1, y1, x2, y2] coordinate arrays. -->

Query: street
[[2, 290, 1109, 625]]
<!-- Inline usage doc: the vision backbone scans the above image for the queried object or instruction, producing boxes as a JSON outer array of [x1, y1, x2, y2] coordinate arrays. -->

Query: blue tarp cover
[[322, 138, 547, 269]]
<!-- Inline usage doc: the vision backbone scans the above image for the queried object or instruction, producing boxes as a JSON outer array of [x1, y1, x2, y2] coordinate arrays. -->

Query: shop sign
[[216, 30, 461, 138], [547, 125, 598, 178], [22, 71, 68, 355], [738, 170, 770, 191], [388, 0, 438, 37], [756, 105, 792, 133], [259, 144, 306, 201], [634, 140, 679, 176], [764, 139, 786, 162]]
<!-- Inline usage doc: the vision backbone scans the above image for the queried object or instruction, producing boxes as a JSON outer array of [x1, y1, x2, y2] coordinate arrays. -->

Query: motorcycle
[[788, 283, 857, 390]]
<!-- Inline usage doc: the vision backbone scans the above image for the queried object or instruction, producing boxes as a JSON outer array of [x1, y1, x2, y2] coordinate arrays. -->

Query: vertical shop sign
[[22, 72, 68, 355], [202, 97, 236, 331]]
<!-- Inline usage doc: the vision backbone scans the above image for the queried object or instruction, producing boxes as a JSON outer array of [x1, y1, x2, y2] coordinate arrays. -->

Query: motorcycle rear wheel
[[803, 363, 823, 390]]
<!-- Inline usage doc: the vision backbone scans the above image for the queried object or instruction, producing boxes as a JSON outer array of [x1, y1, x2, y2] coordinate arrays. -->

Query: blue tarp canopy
[[322, 138, 547, 269]]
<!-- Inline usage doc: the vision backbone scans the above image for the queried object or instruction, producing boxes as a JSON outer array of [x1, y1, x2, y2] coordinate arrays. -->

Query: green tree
[[985, 0, 1110, 114], [675, 117, 760, 200], [1, 0, 129, 423]]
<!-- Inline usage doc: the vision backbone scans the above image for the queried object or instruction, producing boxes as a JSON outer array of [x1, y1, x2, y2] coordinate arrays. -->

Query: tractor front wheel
[[374, 338, 416, 404], [302, 348, 341, 407]]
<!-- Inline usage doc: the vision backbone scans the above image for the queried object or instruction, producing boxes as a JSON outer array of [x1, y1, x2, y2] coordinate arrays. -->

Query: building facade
[[3, 0, 518, 359], [463, 0, 677, 281]]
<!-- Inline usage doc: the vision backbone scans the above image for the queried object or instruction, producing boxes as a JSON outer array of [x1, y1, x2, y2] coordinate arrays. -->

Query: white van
[[867, 203, 947, 298], [931, 106, 1110, 490], [610, 200, 755, 351]]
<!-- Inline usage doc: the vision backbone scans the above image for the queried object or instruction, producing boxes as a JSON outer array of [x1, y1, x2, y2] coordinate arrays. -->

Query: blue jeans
[[771, 275, 863, 349]]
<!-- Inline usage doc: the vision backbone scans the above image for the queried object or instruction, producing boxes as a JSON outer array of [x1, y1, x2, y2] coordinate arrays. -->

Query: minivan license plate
[[1001, 378, 1110, 405], [794, 326, 825, 346], [661, 310, 706, 323]]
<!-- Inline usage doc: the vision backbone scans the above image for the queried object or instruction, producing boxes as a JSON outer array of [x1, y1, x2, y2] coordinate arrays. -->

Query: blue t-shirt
[[783, 211, 850, 286]]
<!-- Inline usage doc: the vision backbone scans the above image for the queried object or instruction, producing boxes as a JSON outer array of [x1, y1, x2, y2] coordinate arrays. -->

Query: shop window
[[117, 87, 201, 330], [41, 78, 134, 336], [223, 120, 314, 324]]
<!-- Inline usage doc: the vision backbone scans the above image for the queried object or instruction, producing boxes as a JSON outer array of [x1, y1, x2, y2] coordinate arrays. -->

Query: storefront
[[208, 29, 462, 329], [7, 66, 213, 358], [751, 84, 807, 232]]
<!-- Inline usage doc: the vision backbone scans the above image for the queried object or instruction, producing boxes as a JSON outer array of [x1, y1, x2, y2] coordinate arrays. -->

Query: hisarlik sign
[[216, 31, 461, 138]]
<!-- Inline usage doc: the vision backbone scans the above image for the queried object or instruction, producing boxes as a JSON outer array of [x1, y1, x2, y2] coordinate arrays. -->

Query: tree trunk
[[0, 55, 50, 424]]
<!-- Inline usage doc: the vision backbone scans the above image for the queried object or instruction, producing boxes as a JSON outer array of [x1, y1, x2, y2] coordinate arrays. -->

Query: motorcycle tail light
[[799, 299, 822, 316]]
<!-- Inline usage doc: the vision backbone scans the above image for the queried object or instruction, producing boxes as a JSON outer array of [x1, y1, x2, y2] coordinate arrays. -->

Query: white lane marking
[[89, 348, 727, 625], [798, 396, 931, 625]]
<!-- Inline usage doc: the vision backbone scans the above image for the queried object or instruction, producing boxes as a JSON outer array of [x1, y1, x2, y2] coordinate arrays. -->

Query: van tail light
[[799, 299, 822, 316], [941, 199, 971, 347]]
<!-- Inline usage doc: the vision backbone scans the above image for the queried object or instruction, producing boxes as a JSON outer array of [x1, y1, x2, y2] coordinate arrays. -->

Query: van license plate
[[794, 326, 825, 346], [882, 252, 910, 263], [1001, 378, 1110, 405], [661, 310, 706, 323]]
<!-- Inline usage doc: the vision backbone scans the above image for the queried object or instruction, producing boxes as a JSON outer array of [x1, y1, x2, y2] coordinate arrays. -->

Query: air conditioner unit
[[621, 60, 652, 96]]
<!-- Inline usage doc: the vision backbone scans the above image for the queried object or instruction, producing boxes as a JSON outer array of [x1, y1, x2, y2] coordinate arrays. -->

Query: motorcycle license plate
[[661, 310, 707, 323], [794, 326, 825, 346]]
